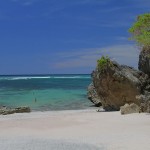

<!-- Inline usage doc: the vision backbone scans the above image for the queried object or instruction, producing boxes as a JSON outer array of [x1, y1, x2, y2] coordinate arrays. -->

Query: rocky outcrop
[[136, 95, 150, 113], [13, 107, 31, 113], [88, 60, 150, 111], [138, 48, 150, 75], [120, 103, 140, 115], [0, 106, 31, 115], [87, 83, 102, 107]]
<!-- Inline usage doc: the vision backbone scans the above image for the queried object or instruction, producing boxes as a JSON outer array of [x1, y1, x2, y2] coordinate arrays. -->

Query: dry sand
[[0, 109, 150, 150]]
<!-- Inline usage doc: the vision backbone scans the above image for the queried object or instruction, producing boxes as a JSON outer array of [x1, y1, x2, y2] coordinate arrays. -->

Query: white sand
[[0, 109, 150, 150]]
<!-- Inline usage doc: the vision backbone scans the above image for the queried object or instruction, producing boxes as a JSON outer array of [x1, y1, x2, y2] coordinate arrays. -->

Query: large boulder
[[138, 48, 150, 75], [120, 103, 140, 115], [87, 83, 102, 107], [89, 60, 150, 111]]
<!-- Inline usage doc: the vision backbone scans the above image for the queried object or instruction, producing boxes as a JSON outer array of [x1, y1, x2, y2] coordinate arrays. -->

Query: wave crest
[[0, 76, 90, 80]]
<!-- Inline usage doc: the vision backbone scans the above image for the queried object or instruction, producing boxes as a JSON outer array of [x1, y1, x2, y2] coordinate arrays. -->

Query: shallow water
[[0, 74, 92, 111]]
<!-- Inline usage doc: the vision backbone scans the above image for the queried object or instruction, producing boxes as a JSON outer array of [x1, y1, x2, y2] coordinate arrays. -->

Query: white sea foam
[[11, 77, 50, 80], [0, 77, 50, 80], [52, 76, 90, 79], [0, 76, 91, 80]]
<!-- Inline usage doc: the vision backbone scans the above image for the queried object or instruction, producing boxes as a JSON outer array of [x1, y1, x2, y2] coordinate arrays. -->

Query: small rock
[[120, 103, 140, 115]]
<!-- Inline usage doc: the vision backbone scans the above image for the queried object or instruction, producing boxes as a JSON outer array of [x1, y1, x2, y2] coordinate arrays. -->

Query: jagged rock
[[90, 60, 149, 111], [87, 83, 102, 107], [14, 107, 31, 113], [0, 107, 15, 115], [138, 48, 150, 75], [136, 94, 150, 102], [120, 103, 140, 115], [136, 95, 150, 113], [0, 106, 31, 115]]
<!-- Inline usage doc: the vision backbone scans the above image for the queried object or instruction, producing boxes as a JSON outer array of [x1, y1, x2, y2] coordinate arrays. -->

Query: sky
[[0, 0, 150, 74]]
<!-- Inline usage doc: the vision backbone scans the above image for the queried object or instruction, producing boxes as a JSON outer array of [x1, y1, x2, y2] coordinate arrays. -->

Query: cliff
[[138, 47, 150, 76]]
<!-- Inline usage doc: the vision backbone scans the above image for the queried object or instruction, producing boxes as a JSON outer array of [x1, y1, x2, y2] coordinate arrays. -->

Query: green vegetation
[[129, 13, 150, 49], [97, 56, 112, 70]]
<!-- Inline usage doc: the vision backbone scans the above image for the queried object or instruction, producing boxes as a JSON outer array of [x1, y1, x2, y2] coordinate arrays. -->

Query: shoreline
[[0, 109, 150, 150], [0, 107, 98, 120]]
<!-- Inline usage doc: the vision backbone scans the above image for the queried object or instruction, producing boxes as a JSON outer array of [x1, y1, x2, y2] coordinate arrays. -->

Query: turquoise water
[[0, 75, 92, 111]]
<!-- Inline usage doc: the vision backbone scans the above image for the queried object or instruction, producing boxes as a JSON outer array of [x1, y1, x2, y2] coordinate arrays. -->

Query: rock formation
[[138, 47, 150, 75], [87, 14, 150, 114], [88, 59, 150, 112], [136, 95, 150, 113], [0, 106, 31, 115], [120, 103, 140, 115], [87, 83, 102, 107]]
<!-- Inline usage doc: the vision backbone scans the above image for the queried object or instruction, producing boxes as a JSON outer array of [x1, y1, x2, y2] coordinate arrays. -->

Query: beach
[[1, 0, 150, 149], [0, 109, 150, 150]]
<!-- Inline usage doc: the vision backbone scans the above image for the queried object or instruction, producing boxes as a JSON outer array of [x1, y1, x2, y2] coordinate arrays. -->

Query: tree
[[129, 13, 150, 49]]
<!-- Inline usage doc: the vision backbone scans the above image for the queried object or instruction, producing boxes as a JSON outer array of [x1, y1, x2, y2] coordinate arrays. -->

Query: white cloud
[[54, 44, 139, 70]]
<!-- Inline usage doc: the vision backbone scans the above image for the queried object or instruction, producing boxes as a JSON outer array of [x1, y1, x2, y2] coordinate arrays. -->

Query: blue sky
[[0, 0, 150, 74]]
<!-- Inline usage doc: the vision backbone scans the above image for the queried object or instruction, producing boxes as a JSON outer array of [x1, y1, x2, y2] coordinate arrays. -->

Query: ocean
[[0, 74, 92, 111]]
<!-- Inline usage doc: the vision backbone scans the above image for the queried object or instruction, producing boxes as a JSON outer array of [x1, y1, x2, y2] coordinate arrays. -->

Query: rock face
[[0, 106, 31, 115], [138, 48, 150, 75], [136, 95, 150, 113], [87, 83, 102, 107], [120, 103, 140, 115], [89, 60, 150, 111]]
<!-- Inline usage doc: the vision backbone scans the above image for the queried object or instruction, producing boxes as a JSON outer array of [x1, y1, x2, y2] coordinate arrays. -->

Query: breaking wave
[[0, 75, 91, 80]]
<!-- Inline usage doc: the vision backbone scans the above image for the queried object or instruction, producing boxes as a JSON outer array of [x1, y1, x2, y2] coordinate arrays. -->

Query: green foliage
[[129, 13, 150, 48], [97, 56, 111, 70]]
